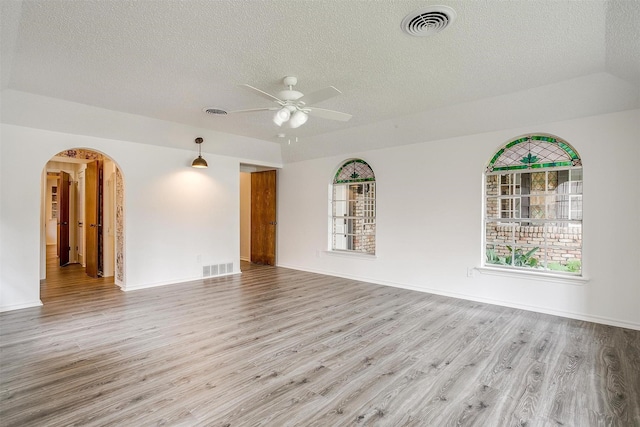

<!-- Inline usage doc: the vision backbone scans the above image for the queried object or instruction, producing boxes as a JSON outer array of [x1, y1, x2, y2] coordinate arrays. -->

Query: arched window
[[331, 159, 376, 254], [484, 134, 582, 274]]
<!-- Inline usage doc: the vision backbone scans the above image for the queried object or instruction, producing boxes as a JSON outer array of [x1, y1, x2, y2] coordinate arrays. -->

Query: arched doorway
[[40, 148, 125, 297]]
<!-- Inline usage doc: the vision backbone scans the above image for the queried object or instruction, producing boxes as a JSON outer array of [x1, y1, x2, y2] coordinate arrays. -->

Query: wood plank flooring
[[1, 248, 639, 426]]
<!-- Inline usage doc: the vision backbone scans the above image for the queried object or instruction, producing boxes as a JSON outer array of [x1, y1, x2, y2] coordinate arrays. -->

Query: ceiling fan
[[228, 76, 352, 129]]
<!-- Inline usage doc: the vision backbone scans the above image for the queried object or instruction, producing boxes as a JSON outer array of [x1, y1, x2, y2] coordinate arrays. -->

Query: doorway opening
[[40, 148, 125, 299], [239, 166, 277, 270]]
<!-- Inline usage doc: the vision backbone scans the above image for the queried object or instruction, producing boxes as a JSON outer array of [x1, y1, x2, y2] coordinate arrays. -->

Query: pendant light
[[191, 137, 208, 168]]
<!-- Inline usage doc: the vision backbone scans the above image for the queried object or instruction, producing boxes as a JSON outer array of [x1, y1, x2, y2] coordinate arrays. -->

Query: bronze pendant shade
[[192, 137, 208, 168]]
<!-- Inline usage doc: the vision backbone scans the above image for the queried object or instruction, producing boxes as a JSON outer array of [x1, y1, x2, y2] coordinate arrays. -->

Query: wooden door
[[57, 171, 71, 266], [85, 160, 103, 277], [251, 170, 277, 265]]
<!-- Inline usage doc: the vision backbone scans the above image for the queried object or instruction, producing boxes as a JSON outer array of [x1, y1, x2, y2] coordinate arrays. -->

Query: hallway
[[41, 245, 116, 302]]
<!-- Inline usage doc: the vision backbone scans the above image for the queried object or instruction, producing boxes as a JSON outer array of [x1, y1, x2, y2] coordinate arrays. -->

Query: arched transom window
[[484, 134, 583, 274], [331, 159, 376, 254]]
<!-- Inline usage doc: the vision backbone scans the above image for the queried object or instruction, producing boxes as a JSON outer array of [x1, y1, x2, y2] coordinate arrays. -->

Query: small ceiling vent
[[203, 107, 227, 115], [401, 6, 457, 37]]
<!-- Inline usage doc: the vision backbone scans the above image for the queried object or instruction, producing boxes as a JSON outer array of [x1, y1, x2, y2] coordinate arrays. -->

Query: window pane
[[486, 197, 498, 218], [570, 196, 582, 220], [531, 172, 546, 192], [557, 170, 569, 187], [571, 181, 583, 195], [547, 171, 558, 191], [500, 198, 520, 218], [498, 244, 542, 269], [347, 218, 359, 234], [332, 161, 376, 254], [485, 244, 512, 266], [556, 171, 582, 195], [348, 184, 362, 200], [486, 175, 499, 197], [486, 221, 514, 244], [333, 233, 347, 250], [333, 200, 347, 217], [545, 222, 582, 251], [570, 169, 583, 181], [556, 181, 571, 195], [543, 222, 582, 273], [514, 223, 544, 248], [334, 159, 375, 184], [333, 217, 346, 234], [545, 195, 558, 219]]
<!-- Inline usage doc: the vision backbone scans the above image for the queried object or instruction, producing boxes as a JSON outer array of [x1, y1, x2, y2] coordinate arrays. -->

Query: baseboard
[[0, 300, 43, 312], [123, 271, 241, 292], [240, 256, 250, 262], [277, 263, 640, 331]]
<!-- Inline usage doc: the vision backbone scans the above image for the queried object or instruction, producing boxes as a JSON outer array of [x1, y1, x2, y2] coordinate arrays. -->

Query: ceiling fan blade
[[227, 107, 279, 114], [297, 86, 342, 106], [306, 107, 352, 122], [238, 84, 283, 103]]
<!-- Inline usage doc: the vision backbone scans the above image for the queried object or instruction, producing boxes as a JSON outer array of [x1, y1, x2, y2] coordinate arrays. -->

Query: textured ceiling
[[1, 0, 639, 161]]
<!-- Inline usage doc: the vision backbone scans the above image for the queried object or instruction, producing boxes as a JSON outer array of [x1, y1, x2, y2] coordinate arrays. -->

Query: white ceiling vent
[[401, 6, 457, 37], [202, 107, 227, 115]]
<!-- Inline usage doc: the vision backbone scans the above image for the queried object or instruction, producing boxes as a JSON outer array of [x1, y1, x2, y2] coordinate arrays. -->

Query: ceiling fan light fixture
[[276, 107, 291, 123], [273, 112, 285, 127], [289, 110, 308, 128], [234, 76, 351, 130]]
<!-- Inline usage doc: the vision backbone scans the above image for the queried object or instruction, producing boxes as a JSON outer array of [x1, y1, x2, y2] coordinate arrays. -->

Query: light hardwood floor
[[1, 248, 639, 426]]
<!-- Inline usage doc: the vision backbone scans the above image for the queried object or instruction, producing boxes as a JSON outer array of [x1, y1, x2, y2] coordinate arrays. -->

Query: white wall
[[0, 123, 268, 311], [239, 172, 251, 261], [277, 109, 640, 330]]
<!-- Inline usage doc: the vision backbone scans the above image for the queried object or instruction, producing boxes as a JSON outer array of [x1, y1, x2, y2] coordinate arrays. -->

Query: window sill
[[476, 266, 589, 285], [323, 250, 377, 260]]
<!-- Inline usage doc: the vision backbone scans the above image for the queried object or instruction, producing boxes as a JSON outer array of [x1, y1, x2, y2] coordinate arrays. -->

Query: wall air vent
[[401, 6, 457, 37], [202, 262, 234, 278]]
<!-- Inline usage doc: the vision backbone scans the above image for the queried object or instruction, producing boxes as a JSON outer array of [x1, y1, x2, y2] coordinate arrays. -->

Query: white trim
[[0, 300, 43, 312], [476, 266, 589, 285], [240, 256, 250, 262], [123, 272, 241, 291], [276, 263, 637, 331]]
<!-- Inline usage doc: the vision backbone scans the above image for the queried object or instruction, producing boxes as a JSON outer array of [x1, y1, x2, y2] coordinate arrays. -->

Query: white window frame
[[484, 166, 583, 275], [330, 160, 376, 255], [483, 134, 584, 278]]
